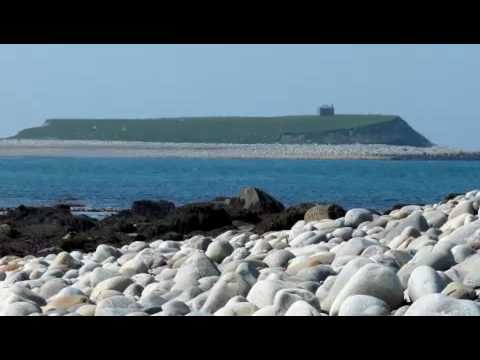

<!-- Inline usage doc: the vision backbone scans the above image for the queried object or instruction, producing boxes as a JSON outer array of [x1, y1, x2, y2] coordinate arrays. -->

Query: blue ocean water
[[0, 157, 479, 211]]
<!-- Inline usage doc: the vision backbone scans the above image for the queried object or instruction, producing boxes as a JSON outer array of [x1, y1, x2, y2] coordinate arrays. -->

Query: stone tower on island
[[319, 104, 335, 116]]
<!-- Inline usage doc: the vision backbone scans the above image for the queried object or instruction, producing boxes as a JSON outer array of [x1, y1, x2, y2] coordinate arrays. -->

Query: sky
[[0, 44, 478, 149]]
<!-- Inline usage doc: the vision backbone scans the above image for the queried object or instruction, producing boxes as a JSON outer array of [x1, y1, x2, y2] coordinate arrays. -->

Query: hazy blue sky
[[0, 44, 477, 149]]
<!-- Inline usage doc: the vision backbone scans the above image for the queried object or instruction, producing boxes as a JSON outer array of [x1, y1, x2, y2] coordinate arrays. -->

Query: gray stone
[[320, 257, 372, 312], [201, 272, 252, 313], [92, 244, 122, 263], [273, 288, 320, 315], [39, 278, 68, 300], [331, 237, 376, 257], [124, 283, 144, 298], [405, 293, 480, 316], [2, 302, 41, 316], [383, 211, 429, 243], [188, 236, 212, 251], [215, 301, 258, 316], [139, 291, 168, 314], [407, 266, 447, 302], [173, 251, 220, 290], [9, 284, 46, 306], [290, 231, 327, 248], [449, 200, 475, 220], [285, 300, 322, 316], [160, 300, 190, 316], [441, 282, 476, 300], [296, 265, 336, 283], [89, 267, 118, 288], [423, 210, 448, 228], [246, 279, 287, 308], [330, 263, 404, 316], [95, 295, 142, 316], [451, 245, 475, 264], [205, 241, 234, 263], [263, 250, 294, 268], [344, 209, 373, 228], [119, 257, 148, 276], [91, 276, 134, 301], [338, 295, 390, 316]]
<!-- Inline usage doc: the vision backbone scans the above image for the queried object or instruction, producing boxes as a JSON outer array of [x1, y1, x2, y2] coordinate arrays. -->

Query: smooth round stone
[[50, 252, 81, 269], [186, 311, 213, 316], [449, 201, 475, 220], [441, 282, 476, 300], [250, 240, 273, 255], [5, 271, 29, 284], [296, 265, 336, 283], [451, 245, 475, 264], [405, 293, 480, 316], [124, 283, 144, 299], [9, 284, 47, 306], [320, 257, 372, 312], [29, 269, 45, 280], [78, 261, 101, 276], [44, 295, 89, 311], [214, 301, 258, 316], [128, 241, 148, 252], [332, 227, 354, 241], [331, 238, 376, 257], [423, 210, 448, 228], [463, 270, 480, 289], [95, 290, 124, 302], [201, 271, 252, 314], [91, 276, 133, 301], [39, 278, 68, 300], [229, 234, 250, 248], [139, 292, 168, 314], [95, 295, 142, 316], [338, 295, 390, 316], [229, 248, 250, 261], [90, 268, 120, 288], [173, 252, 220, 291], [329, 263, 404, 316], [63, 269, 79, 280], [205, 241, 234, 263], [189, 236, 212, 251], [155, 268, 177, 282], [273, 288, 320, 315], [92, 245, 122, 263], [2, 301, 41, 316], [160, 300, 190, 316], [76, 304, 97, 316], [57, 286, 86, 297], [290, 231, 327, 248], [187, 292, 210, 311], [285, 300, 321, 316], [127, 312, 150, 316], [263, 250, 295, 268], [246, 280, 287, 308], [119, 257, 148, 276], [344, 209, 374, 228], [407, 266, 447, 302], [175, 286, 204, 303]]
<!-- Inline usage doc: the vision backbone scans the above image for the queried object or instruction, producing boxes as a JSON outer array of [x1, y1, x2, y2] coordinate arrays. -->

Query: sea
[[0, 157, 479, 213]]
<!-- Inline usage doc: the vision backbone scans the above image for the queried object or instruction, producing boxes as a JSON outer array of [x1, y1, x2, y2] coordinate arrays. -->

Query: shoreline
[[0, 188, 478, 316], [0, 139, 479, 160]]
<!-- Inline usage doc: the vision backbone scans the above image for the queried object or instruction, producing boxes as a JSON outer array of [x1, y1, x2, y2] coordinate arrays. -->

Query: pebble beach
[[2, 189, 480, 316], [0, 139, 478, 159]]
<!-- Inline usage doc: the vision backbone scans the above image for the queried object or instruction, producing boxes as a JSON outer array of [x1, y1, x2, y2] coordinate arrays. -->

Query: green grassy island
[[12, 114, 433, 147]]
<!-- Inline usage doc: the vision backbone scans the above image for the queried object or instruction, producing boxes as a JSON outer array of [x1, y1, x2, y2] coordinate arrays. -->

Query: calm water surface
[[0, 157, 479, 211]]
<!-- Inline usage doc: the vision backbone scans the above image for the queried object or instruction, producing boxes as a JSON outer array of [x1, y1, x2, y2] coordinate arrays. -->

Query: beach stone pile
[[2, 190, 480, 316]]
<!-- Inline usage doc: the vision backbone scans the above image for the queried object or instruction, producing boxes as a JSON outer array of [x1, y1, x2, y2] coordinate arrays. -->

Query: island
[[12, 111, 432, 147]]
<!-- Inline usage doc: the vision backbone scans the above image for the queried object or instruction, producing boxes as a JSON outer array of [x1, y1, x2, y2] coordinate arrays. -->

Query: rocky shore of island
[[0, 139, 479, 160], [1, 187, 480, 316]]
